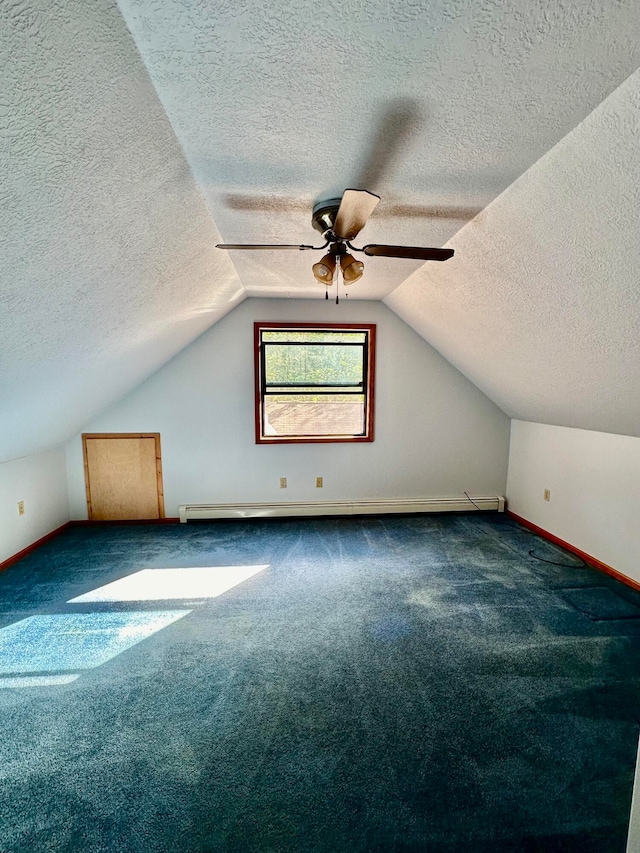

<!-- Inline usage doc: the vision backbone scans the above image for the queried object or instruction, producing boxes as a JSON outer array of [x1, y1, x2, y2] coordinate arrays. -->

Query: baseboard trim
[[68, 518, 181, 526], [507, 511, 640, 594], [0, 521, 72, 572]]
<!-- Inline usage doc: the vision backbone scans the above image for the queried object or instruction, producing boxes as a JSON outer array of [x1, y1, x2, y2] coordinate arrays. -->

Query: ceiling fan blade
[[362, 244, 454, 261], [333, 189, 380, 240], [216, 243, 318, 250]]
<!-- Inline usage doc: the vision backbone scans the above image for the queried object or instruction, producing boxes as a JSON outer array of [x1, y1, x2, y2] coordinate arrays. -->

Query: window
[[254, 323, 376, 444]]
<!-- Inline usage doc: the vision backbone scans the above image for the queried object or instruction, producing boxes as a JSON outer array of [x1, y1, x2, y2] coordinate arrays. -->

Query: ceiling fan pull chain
[[325, 289, 328, 300]]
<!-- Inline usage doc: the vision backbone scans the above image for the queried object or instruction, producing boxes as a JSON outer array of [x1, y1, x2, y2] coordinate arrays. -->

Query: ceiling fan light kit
[[312, 254, 336, 284], [216, 188, 454, 296], [340, 254, 364, 284]]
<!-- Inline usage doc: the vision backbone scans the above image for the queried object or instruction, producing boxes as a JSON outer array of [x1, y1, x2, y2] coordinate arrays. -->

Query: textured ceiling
[[0, 0, 243, 462], [386, 69, 640, 437], [1, 0, 640, 462], [116, 0, 640, 299]]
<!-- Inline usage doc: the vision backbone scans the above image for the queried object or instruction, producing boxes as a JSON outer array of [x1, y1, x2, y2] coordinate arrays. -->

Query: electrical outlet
[[316, 477, 323, 488], [544, 489, 551, 502], [17, 501, 25, 516], [280, 477, 287, 489]]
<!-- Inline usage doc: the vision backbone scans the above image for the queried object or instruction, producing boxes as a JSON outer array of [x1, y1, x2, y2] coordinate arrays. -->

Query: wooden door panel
[[83, 434, 164, 521]]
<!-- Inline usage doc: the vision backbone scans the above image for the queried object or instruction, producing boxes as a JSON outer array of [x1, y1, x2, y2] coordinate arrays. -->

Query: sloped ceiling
[[0, 0, 243, 463], [386, 69, 640, 437], [1, 0, 639, 462]]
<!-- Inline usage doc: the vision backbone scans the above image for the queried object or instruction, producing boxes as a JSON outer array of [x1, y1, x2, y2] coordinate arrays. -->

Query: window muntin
[[255, 323, 375, 443]]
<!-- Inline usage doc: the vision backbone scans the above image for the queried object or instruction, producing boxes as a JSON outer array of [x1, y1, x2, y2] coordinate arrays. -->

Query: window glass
[[254, 324, 376, 443]]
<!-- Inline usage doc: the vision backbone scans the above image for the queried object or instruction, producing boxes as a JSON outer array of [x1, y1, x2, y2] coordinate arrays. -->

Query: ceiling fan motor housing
[[311, 198, 343, 238]]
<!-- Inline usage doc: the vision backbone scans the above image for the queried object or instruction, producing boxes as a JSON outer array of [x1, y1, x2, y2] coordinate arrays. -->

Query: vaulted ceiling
[[1, 0, 639, 462], [387, 68, 640, 437]]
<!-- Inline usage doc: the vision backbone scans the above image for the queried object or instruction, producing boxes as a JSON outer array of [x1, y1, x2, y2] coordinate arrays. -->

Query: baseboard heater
[[179, 496, 505, 523]]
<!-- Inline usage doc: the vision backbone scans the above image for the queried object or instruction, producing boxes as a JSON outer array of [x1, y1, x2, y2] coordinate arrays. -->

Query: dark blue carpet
[[0, 513, 638, 852]]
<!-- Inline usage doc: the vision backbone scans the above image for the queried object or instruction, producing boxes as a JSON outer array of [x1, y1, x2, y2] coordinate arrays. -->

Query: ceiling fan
[[216, 188, 454, 295]]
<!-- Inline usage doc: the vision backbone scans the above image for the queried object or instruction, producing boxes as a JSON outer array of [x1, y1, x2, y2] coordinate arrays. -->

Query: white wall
[[506, 420, 640, 583], [66, 299, 510, 518], [0, 448, 70, 564]]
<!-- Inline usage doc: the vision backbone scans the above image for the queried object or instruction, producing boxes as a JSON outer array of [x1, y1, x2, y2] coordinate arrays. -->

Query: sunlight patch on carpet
[[0, 611, 190, 675], [0, 674, 80, 689], [68, 565, 269, 603]]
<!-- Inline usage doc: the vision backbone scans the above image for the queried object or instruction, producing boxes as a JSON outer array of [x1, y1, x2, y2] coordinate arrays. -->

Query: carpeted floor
[[0, 513, 639, 852]]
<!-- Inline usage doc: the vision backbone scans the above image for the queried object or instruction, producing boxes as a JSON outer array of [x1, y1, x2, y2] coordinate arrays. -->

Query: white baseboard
[[178, 496, 505, 523]]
